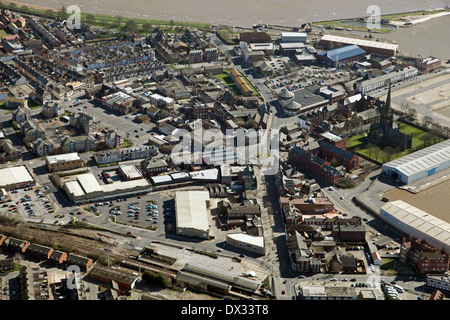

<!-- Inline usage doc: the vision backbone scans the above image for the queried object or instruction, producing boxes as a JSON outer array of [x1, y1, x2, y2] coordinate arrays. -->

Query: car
[[77, 211, 82, 215], [145, 218, 153, 221], [217, 248, 223, 252], [350, 278, 356, 282], [69, 212, 74, 215], [11, 207, 17, 210], [382, 197, 389, 202], [281, 290, 286, 295], [390, 281, 397, 285], [330, 278, 337, 281], [153, 220, 158, 224], [340, 196, 345, 200], [127, 214, 134, 217], [298, 275, 305, 279], [84, 106, 88, 108], [135, 135, 139, 138], [137, 195, 141, 199], [362, 218, 368, 222]]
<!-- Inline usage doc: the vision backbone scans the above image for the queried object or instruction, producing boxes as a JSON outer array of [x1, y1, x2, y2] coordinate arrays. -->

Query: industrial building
[[0, 165, 35, 190], [380, 200, 450, 255], [319, 34, 398, 56], [381, 139, 450, 184], [316, 45, 367, 67], [226, 233, 265, 255], [63, 173, 151, 204], [175, 191, 211, 239], [280, 32, 307, 43]]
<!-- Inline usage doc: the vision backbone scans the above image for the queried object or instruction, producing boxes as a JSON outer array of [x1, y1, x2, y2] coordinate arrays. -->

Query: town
[[0, 4, 449, 302]]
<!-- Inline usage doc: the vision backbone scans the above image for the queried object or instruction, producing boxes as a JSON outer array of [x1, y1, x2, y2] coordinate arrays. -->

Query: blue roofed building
[[317, 45, 367, 67]]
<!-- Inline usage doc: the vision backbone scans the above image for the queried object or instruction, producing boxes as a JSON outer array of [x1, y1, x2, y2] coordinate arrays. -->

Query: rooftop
[[46, 152, 80, 164], [382, 139, 450, 177]]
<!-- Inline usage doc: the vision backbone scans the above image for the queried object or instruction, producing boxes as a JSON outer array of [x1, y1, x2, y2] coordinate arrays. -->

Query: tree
[[142, 22, 153, 35], [59, 6, 69, 20], [407, 107, 417, 120], [111, 16, 123, 29], [400, 102, 410, 116], [124, 19, 138, 33], [84, 14, 96, 26], [424, 116, 433, 129], [384, 146, 395, 162]]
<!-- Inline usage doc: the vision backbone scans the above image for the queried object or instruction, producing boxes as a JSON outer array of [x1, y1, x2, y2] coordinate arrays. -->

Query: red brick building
[[289, 146, 343, 185], [400, 237, 450, 275]]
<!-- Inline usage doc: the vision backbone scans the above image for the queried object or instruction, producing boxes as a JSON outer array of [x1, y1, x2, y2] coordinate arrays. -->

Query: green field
[[0, 1, 213, 33], [348, 121, 445, 163], [212, 71, 240, 95]]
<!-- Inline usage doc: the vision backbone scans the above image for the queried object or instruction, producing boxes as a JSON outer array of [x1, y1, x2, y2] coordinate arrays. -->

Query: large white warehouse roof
[[175, 191, 210, 232], [383, 139, 450, 177], [380, 200, 450, 253], [0, 166, 34, 186]]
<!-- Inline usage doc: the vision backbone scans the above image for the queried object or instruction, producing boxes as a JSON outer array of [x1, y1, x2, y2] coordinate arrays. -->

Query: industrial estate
[[0, 2, 449, 304]]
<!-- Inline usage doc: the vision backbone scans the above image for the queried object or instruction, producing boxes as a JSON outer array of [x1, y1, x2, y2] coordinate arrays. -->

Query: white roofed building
[[382, 139, 450, 184], [226, 233, 265, 255], [175, 191, 211, 239], [380, 200, 450, 255], [0, 166, 35, 190]]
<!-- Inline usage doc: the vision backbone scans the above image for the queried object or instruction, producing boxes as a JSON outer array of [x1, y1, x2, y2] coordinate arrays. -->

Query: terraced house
[[229, 68, 253, 97]]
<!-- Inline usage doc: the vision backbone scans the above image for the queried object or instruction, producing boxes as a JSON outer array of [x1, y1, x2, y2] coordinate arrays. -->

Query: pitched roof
[[318, 45, 366, 62]]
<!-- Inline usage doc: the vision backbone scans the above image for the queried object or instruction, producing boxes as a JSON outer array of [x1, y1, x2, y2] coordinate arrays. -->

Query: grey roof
[[382, 139, 450, 176], [278, 88, 295, 99]]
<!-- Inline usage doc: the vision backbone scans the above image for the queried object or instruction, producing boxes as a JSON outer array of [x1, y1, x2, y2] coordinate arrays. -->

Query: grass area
[[212, 71, 240, 95], [348, 121, 445, 163], [121, 139, 133, 149], [380, 8, 450, 21], [312, 20, 392, 33], [0, 1, 213, 33], [216, 29, 239, 44]]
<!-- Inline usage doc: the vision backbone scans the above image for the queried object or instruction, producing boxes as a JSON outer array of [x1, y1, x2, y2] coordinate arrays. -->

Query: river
[[10, 0, 449, 27]]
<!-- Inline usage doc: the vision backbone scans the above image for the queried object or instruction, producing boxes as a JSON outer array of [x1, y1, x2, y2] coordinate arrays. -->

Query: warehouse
[[317, 45, 367, 67], [380, 200, 450, 255], [319, 34, 398, 56], [63, 173, 151, 204], [0, 165, 35, 190], [281, 32, 307, 43], [175, 191, 211, 239], [381, 139, 450, 184]]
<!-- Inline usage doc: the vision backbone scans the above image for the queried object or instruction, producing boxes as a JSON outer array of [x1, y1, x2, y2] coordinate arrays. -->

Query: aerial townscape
[[0, 0, 449, 307]]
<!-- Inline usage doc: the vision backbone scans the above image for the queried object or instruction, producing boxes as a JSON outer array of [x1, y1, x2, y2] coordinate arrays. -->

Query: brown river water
[[11, 0, 449, 27]]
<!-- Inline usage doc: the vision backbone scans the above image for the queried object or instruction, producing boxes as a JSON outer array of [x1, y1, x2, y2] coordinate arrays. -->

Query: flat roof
[[227, 233, 264, 248], [383, 139, 450, 177], [119, 165, 142, 179], [175, 191, 210, 232], [46, 152, 80, 164], [0, 166, 34, 186]]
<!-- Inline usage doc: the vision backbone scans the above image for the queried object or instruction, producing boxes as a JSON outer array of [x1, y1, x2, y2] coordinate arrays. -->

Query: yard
[[347, 121, 445, 164]]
